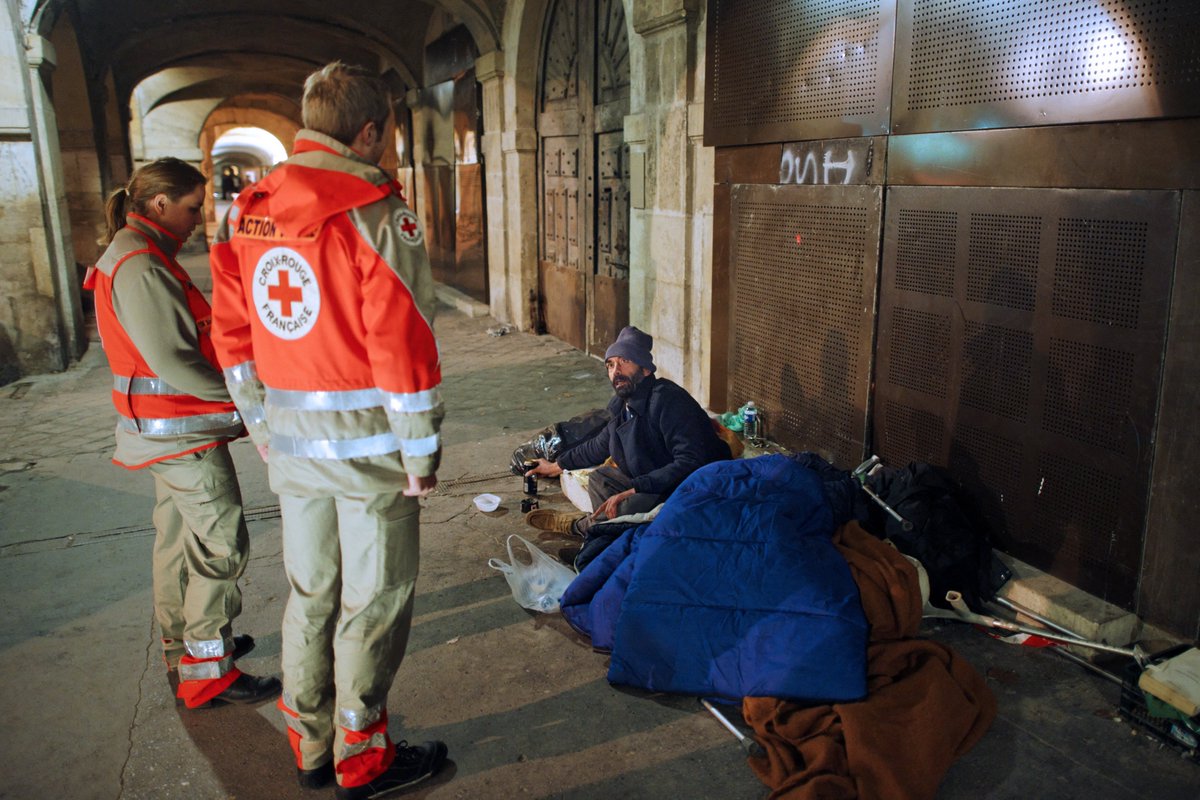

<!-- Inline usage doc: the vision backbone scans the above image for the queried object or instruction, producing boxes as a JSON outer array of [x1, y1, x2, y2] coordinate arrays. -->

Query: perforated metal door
[[875, 186, 1178, 607], [705, 0, 895, 146], [729, 184, 882, 468], [894, 0, 1200, 132]]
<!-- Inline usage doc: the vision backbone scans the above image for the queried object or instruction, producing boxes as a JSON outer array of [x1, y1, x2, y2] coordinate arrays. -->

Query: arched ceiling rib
[[27, 0, 506, 117]]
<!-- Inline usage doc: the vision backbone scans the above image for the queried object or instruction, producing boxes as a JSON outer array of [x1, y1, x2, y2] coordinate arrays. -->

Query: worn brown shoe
[[524, 508, 585, 534]]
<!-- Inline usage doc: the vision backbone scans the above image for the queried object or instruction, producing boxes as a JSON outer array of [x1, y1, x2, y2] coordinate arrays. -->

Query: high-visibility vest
[[88, 216, 241, 442]]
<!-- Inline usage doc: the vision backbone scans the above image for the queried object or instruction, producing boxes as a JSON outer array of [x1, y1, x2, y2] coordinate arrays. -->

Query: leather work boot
[[166, 634, 257, 706], [524, 508, 586, 534], [334, 741, 449, 800], [181, 672, 282, 709], [298, 761, 335, 790]]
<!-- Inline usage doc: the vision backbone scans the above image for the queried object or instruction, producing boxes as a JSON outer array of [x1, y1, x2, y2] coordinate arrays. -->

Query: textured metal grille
[[895, 209, 955, 296], [729, 184, 881, 468], [894, 0, 1200, 132], [875, 185, 1176, 606], [706, 0, 894, 145], [1043, 338, 1135, 452], [960, 322, 1033, 421], [887, 308, 950, 398], [1053, 218, 1147, 328], [968, 214, 1040, 311], [1030, 450, 1131, 592], [880, 398, 945, 467]]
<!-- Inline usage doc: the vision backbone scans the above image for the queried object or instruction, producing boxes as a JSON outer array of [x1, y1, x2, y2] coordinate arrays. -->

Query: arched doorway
[[537, 0, 630, 356]]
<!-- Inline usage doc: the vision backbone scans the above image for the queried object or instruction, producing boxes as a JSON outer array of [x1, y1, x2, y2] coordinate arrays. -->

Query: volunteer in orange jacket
[[210, 63, 448, 799], [88, 158, 281, 709]]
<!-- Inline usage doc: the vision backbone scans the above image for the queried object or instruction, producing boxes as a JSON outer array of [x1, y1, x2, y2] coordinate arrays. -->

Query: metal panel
[[728, 184, 881, 469], [893, 0, 1200, 134], [705, 0, 896, 147], [888, 120, 1200, 190], [875, 186, 1178, 608], [1141, 191, 1200, 639]]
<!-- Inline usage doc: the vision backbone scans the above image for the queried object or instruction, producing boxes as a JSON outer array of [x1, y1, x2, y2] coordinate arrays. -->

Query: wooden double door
[[537, 0, 630, 356]]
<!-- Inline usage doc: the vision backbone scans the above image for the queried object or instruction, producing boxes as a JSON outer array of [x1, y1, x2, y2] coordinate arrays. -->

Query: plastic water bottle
[[743, 402, 760, 445]]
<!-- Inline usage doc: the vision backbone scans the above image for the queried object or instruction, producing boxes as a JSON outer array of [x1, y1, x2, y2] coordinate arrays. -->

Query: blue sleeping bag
[[561, 454, 868, 703]]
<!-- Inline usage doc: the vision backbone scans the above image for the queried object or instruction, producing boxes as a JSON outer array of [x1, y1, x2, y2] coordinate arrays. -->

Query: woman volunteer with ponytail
[[87, 158, 280, 709]]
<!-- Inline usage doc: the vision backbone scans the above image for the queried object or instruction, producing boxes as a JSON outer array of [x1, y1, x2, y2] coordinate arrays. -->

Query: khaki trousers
[[147, 443, 248, 667], [278, 491, 420, 770]]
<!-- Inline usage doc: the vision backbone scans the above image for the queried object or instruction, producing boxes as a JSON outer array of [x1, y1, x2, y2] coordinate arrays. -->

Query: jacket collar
[[621, 374, 658, 416], [125, 213, 183, 256]]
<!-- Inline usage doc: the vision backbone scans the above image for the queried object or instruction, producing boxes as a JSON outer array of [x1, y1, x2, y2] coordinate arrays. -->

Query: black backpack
[[865, 462, 1010, 611]]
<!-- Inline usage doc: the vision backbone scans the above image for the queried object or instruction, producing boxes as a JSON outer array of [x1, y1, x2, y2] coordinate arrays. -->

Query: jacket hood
[[239, 130, 398, 237]]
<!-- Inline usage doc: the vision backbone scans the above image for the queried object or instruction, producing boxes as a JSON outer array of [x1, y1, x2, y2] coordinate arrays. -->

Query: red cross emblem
[[268, 270, 304, 317], [396, 209, 422, 245]]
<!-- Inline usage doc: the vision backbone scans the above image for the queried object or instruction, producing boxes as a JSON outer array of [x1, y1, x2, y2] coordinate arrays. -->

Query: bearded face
[[607, 357, 648, 399]]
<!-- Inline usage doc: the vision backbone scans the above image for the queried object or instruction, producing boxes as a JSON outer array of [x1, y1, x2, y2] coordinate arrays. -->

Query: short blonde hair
[[302, 62, 391, 146]]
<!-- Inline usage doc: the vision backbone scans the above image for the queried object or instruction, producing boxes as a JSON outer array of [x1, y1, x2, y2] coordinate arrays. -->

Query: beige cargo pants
[[277, 491, 420, 771], [147, 443, 249, 668]]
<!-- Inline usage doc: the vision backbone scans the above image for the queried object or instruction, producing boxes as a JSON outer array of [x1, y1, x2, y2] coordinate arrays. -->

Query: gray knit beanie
[[604, 326, 656, 373]]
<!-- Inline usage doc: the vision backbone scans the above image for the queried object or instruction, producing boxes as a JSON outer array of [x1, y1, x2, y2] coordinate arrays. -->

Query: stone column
[[25, 33, 86, 360], [475, 50, 510, 319], [629, 0, 711, 399], [0, 13, 85, 382]]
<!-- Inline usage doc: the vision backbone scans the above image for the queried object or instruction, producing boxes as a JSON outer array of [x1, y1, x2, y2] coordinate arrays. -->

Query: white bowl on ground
[[473, 493, 501, 512]]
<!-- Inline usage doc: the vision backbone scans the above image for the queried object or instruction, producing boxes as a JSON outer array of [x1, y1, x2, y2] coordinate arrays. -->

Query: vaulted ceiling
[[26, 0, 504, 112]]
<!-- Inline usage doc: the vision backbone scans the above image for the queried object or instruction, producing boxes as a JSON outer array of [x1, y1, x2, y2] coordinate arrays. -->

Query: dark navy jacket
[[557, 375, 730, 496]]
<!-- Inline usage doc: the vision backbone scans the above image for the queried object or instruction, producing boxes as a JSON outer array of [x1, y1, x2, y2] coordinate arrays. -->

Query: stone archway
[[198, 99, 301, 234]]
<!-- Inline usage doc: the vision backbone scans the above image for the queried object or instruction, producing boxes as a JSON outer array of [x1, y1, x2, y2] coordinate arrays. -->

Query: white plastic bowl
[[473, 493, 501, 512]]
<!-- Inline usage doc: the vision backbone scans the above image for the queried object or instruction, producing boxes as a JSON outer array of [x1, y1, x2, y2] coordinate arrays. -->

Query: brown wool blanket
[[743, 522, 996, 800]]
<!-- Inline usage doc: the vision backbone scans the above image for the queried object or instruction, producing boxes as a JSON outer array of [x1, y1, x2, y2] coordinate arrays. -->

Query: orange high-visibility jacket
[[210, 131, 443, 494], [88, 214, 243, 468]]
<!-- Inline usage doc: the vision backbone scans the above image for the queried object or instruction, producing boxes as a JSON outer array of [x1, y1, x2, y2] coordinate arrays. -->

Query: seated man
[[524, 326, 731, 559]]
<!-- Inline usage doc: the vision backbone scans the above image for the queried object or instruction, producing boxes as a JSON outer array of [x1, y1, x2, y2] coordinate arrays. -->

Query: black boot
[[334, 741, 448, 799], [210, 672, 282, 705], [298, 761, 335, 790]]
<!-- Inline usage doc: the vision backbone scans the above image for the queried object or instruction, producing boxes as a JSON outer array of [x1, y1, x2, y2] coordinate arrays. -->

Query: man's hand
[[404, 473, 438, 498], [524, 458, 563, 479], [592, 488, 635, 521], [256, 444, 269, 463]]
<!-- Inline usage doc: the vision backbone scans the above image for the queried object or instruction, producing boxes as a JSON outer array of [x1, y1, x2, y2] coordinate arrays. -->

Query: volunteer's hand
[[256, 444, 269, 462], [524, 458, 563, 478], [593, 488, 635, 521], [405, 473, 438, 497]]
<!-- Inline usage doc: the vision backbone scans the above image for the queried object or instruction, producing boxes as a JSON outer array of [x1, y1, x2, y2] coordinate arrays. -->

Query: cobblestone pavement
[[0, 254, 1196, 799]]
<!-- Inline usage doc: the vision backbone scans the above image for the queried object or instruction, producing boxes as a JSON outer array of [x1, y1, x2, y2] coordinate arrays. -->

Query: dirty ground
[[0, 254, 1195, 799]]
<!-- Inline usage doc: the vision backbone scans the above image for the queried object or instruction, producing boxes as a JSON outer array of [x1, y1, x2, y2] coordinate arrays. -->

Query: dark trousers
[[571, 466, 661, 569]]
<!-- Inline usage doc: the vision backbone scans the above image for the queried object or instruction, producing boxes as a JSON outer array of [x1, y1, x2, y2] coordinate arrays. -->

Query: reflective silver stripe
[[262, 386, 441, 412], [117, 410, 242, 435], [337, 705, 382, 731], [242, 404, 266, 426], [267, 386, 384, 412], [228, 204, 241, 222], [265, 385, 441, 414], [282, 714, 305, 735], [401, 433, 439, 457], [178, 655, 233, 681], [339, 731, 389, 761], [383, 387, 441, 414], [184, 637, 232, 659], [270, 431, 401, 460], [224, 360, 259, 384], [113, 376, 187, 395]]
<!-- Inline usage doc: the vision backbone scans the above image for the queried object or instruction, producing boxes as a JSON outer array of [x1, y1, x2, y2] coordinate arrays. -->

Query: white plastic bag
[[488, 534, 576, 613]]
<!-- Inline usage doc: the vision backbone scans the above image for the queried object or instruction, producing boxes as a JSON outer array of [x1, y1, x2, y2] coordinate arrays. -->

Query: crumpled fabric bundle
[[743, 522, 996, 800], [508, 408, 612, 475]]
